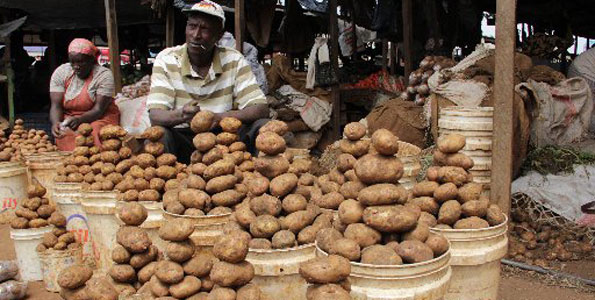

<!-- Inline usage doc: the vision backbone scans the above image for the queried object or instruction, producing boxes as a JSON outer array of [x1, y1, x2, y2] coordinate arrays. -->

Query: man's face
[[185, 13, 223, 56], [68, 53, 95, 79]]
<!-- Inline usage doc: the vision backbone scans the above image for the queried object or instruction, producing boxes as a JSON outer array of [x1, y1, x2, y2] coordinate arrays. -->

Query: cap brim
[[182, 9, 225, 23]]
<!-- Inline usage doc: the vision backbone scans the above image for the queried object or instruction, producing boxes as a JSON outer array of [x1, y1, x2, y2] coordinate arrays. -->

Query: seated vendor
[[147, 0, 269, 164], [49, 38, 120, 151]]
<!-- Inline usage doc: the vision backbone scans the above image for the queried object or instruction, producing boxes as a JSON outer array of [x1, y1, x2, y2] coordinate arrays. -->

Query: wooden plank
[[329, 0, 341, 140], [491, 0, 517, 215], [234, 0, 244, 52], [104, 0, 122, 94], [165, 2, 175, 47], [402, 0, 413, 84]]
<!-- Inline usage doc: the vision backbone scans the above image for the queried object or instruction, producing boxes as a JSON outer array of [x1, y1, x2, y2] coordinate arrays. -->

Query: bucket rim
[[9, 225, 54, 237], [430, 214, 508, 235], [161, 209, 231, 220], [248, 242, 315, 254]]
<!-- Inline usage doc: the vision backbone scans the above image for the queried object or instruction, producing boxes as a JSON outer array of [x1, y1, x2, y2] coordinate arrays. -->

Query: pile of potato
[[410, 134, 505, 229], [58, 265, 118, 300], [0, 119, 57, 162], [299, 255, 351, 300], [400, 56, 455, 106], [115, 126, 187, 202], [109, 202, 160, 295], [37, 211, 80, 252], [10, 179, 61, 229]]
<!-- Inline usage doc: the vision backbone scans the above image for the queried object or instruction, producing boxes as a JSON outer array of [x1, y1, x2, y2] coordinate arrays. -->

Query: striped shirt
[[147, 44, 267, 119]]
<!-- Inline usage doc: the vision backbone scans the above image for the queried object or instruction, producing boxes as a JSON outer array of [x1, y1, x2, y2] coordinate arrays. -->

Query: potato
[[317, 177, 340, 195], [58, 232, 75, 244], [10, 217, 28, 229], [289, 158, 311, 175], [109, 264, 136, 283], [371, 129, 399, 156], [434, 224, 452, 230], [246, 176, 268, 196], [205, 175, 237, 194], [112, 244, 131, 264], [337, 181, 363, 200], [86, 277, 118, 300], [341, 223, 380, 248], [255, 131, 286, 155], [454, 216, 490, 229], [425, 234, 449, 257], [178, 189, 210, 211], [141, 126, 165, 142], [201, 148, 222, 166], [486, 204, 505, 226], [437, 200, 461, 225], [329, 238, 361, 261], [259, 120, 288, 136], [203, 159, 235, 180], [207, 287, 236, 300], [155, 260, 184, 284], [100, 151, 120, 164], [29, 218, 49, 228], [272, 230, 297, 249], [144, 142, 165, 157], [210, 261, 254, 287], [229, 141, 247, 152], [254, 155, 290, 179], [337, 199, 363, 224], [215, 132, 237, 146], [433, 183, 458, 203], [15, 207, 37, 220], [166, 241, 194, 263], [169, 275, 202, 299], [362, 205, 418, 233], [299, 255, 350, 284], [99, 125, 126, 140], [437, 134, 466, 154], [249, 238, 272, 249], [343, 122, 366, 141], [328, 168, 346, 185], [117, 226, 152, 254], [58, 265, 93, 289], [313, 191, 344, 209], [311, 227, 341, 252], [37, 205, 56, 218], [183, 251, 216, 277], [192, 132, 216, 152], [461, 200, 488, 218], [409, 197, 439, 215], [212, 190, 243, 207], [155, 165, 176, 180], [354, 154, 403, 184], [42, 232, 58, 248], [458, 182, 482, 203], [27, 179, 47, 197], [339, 139, 370, 157], [165, 179, 181, 191], [250, 194, 282, 216], [238, 160, 255, 172], [102, 139, 122, 151], [72, 146, 89, 157], [130, 246, 158, 269], [236, 284, 262, 300], [159, 218, 194, 242], [138, 189, 160, 202], [436, 151, 474, 170], [73, 155, 90, 166], [190, 111, 214, 133], [281, 210, 315, 233], [250, 215, 281, 238], [360, 244, 402, 265], [358, 184, 407, 206], [402, 222, 430, 242], [77, 123, 93, 136], [418, 212, 437, 227], [117, 202, 148, 226], [49, 212, 67, 227], [425, 166, 440, 181], [234, 205, 256, 228], [117, 147, 132, 159], [116, 160, 136, 175], [437, 166, 469, 186], [213, 231, 249, 263], [149, 274, 169, 297]]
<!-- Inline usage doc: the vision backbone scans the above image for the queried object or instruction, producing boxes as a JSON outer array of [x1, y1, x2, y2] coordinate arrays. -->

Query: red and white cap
[[183, 0, 225, 24]]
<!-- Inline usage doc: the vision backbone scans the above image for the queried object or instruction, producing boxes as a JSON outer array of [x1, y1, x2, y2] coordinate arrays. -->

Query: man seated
[[147, 0, 269, 163]]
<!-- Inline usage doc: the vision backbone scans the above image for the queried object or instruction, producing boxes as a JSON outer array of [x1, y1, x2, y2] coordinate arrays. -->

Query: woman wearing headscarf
[[49, 38, 120, 151]]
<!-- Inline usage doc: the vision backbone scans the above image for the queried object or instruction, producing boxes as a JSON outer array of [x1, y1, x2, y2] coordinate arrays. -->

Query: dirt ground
[[1, 224, 593, 300]]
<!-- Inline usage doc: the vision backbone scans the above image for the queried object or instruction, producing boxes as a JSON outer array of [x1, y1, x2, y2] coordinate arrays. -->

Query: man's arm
[[149, 107, 189, 127], [214, 103, 269, 125]]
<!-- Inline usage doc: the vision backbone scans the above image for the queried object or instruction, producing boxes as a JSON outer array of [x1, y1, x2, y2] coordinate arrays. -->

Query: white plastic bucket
[[430, 215, 508, 300], [81, 190, 120, 273], [162, 210, 230, 248], [39, 247, 84, 292], [25, 152, 66, 201], [9, 226, 54, 281], [246, 244, 316, 300], [53, 183, 94, 260], [316, 242, 452, 300], [0, 162, 29, 224]]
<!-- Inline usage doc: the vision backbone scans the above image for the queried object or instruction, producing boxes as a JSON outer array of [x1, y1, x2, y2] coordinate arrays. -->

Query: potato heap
[[410, 134, 505, 230], [400, 56, 455, 106], [37, 211, 81, 252], [162, 112, 249, 216], [58, 265, 118, 300], [314, 126, 450, 265], [54, 123, 96, 183], [116, 126, 187, 202], [0, 119, 57, 162], [10, 179, 57, 229], [299, 255, 351, 300], [109, 202, 160, 295]]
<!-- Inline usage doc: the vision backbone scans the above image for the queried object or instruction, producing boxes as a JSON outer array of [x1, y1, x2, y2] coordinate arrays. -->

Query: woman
[[49, 38, 120, 150]]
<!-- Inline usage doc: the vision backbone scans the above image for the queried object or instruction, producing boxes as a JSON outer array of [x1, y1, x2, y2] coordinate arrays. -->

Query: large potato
[[437, 166, 469, 186], [425, 234, 449, 257], [191, 111, 215, 133], [213, 231, 249, 263], [183, 251, 216, 277], [117, 202, 148, 226], [433, 183, 458, 203], [329, 238, 361, 261], [362, 206, 418, 233], [361, 245, 402, 265], [210, 261, 255, 287], [270, 173, 298, 197], [339, 139, 370, 157], [280, 210, 315, 233], [202, 148, 223, 165], [155, 260, 185, 284], [109, 264, 136, 283], [250, 215, 281, 238], [461, 200, 488, 218], [435, 151, 474, 170], [343, 223, 381, 248], [344, 122, 366, 141], [255, 131, 286, 155], [299, 255, 350, 284], [453, 216, 490, 229], [437, 200, 461, 225], [158, 218, 194, 242], [354, 154, 403, 184], [116, 226, 152, 253], [358, 184, 407, 206], [402, 222, 430, 242], [203, 159, 235, 179], [272, 230, 297, 249], [141, 126, 165, 142], [437, 134, 466, 154], [212, 190, 243, 207], [254, 155, 290, 179], [282, 194, 308, 213], [169, 276, 202, 299], [336, 154, 356, 173], [371, 129, 399, 156], [166, 241, 194, 263], [57, 265, 93, 289], [338, 199, 364, 224], [313, 192, 344, 210], [339, 181, 365, 200], [258, 120, 289, 136], [457, 182, 482, 203], [193, 132, 217, 152], [250, 194, 282, 216], [205, 175, 237, 194], [408, 197, 439, 215], [315, 228, 343, 253], [412, 181, 439, 197], [486, 204, 505, 226], [247, 176, 269, 196], [397, 240, 435, 263]]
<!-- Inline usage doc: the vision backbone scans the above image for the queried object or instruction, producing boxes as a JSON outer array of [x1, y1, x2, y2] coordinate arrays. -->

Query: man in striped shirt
[[147, 0, 269, 163]]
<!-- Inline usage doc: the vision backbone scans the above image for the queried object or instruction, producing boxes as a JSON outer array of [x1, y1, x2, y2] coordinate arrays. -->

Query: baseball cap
[[182, 0, 226, 24]]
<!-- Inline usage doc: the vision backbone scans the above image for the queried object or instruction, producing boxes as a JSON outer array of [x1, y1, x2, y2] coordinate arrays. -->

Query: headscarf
[[67, 38, 99, 58]]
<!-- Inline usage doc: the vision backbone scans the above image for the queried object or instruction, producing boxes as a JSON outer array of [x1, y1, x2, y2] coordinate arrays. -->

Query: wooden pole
[[381, 39, 388, 72], [48, 30, 57, 72], [329, 0, 341, 140], [3, 34, 15, 126], [491, 0, 517, 215], [402, 0, 413, 84], [166, 3, 175, 47], [104, 0, 122, 94], [234, 0, 245, 52]]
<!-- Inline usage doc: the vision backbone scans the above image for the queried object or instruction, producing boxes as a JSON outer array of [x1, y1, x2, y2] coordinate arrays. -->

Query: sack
[[0, 280, 27, 300], [0, 261, 18, 283], [115, 96, 151, 136], [366, 98, 426, 148]]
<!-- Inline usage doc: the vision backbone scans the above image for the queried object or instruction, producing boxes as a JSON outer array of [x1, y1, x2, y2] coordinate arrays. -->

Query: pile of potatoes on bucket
[[10, 179, 63, 229], [411, 134, 505, 229], [37, 211, 80, 252], [299, 254, 351, 300], [0, 119, 57, 162], [314, 123, 449, 265], [58, 265, 118, 300]]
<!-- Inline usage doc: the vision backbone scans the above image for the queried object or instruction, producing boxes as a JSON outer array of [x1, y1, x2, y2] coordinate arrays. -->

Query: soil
[[1, 223, 594, 299]]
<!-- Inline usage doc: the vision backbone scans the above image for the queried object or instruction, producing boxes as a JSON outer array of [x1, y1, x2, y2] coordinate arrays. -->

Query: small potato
[[329, 238, 361, 261], [313, 191, 344, 210], [16, 207, 38, 220], [437, 134, 466, 154], [112, 244, 131, 264], [100, 150, 121, 164], [72, 146, 90, 157], [49, 212, 67, 227], [358, 183, 408, 206], [425, 234, 449, 257], [99, 125, 127, 140], [212, 190, 243, 207], [433, 183, 458, 203], [229, 141, 247, 152], [203, 159, 235, 180], [461, 200, 488, 218], [155, 260, 185, 284], [191, 111, 215, 133], [371, 129, 399, 155], [205, 175, 237, 194], [109, 264, 136, 283], [29, 218, 49, 228], [210, 261, 255, 287], [102, 139, 122, 151], [10, 217, 28, 229], [270, 173, 298, 197], [354, 154, 403, 184], [339, 139, 370, 157], [202, 147, 223, 165], [343, 223, 381, 248], [343, 122, 366, 141], [397, 240, 435, 263], [361, 245, 402, 265], [486, 204, 505, 226], [272, 230, 297, 249], [156, 165, 177, 180], [216, 132, 238, 145], [117, 226, 152, 253], [193, 132, 217, 152], [453, 216, 490, 229], [42, 232, 58, 248], [317, 176, 340, 194], [402, 222, 430, 242], [117, 202, 148, 226], [418, 212, 438, 227], [426, 166, 440, 181], [234, 205, 256, 228], [141, 126, 165, 142], [144, 142, 165, 157], [166, 241, 195, 263], [165, 179, 181, 191], [437, 166, 469, 186], [255, 131, 286, 155], [362, 206, 418, 233], [280, 210, 315, 233], [150, 177, 166, 191], [250, 215, 281, 238], [438, 200, 462, 225], [458, 182, 483, 203], [409, 197, 439, 215], [250, 194, 282, 216], [238, 160, 255, 172], [138, 189, 160, 202], [149, 274, 170, 296], [298, 255, 350, 284], [338, 181, 364, 200], [156, 153, 177, 167], [58, 265, 93, 289], [119, 147, 133, 159], [254, 155, 290, 179], [169, 276, 202, 299], [58, 232, 75, 244], [328, 168, 346, 185], [247, 176, 269, 196], [158, 218, 194, 242], [338, 199, 364, 224], [435, 151, 474, 170], [289, 158, 311, 175], [249, 238, 273, 249], [185, 175, 206, 190], [184, 251, 216, 278], [258, 120, 289, 136], [213, 231, 250, 263], [336, 154, 356, 173], [137, 262, 157, 284]]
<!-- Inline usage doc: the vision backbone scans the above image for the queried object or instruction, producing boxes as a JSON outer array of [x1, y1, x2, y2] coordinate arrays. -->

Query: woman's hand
[[63, 117, 81, 130], [51, 123, 63, 138]]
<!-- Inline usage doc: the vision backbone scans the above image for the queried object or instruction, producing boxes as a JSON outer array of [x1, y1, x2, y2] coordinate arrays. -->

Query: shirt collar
[[180, 44, 224, 80]]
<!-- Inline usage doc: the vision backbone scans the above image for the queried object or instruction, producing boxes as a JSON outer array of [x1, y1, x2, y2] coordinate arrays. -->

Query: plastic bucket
[[162, 210, 230, 248], [25, 152, 66, 201], [316, 242, 452, 300], [53, 183, 94, 260], [39, 247, 84, 292], [81, 190, 120, 273], [9, 226, 54, 281], [397, 141, 422, 190], [136, 201, 166, 251], [430, 215, 508, 300], [0, 162, 29, 224], [246, 244, 316, 300]]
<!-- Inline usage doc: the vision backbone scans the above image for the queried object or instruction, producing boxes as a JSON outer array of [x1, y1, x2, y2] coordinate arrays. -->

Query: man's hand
[[182, 101, 200, 122], [210, 113, 223, 130], [51, 123, 63, 138], [63, 117, 81, 131]]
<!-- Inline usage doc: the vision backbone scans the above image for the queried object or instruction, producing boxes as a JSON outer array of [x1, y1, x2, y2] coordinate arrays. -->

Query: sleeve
[[49, 64, 68, 93], [95, 68, 115, 97], [233, 55, 267, 110], [147, 52, 176, 110]]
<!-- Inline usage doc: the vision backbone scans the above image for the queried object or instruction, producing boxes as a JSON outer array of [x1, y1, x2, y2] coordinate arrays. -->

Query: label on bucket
[[1, 197, 18, 211], [66, 214, 93, 258]]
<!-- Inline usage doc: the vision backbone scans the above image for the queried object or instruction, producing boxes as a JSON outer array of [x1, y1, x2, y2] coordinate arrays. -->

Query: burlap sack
[[366, 98, 426, 148]]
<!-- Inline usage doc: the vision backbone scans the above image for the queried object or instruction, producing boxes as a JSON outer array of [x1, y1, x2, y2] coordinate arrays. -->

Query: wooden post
[[402, 0, 413, 84], [381, 39, 388, 72], [234, 0, 245, 52], [166, 2, 175, 47], [329, 0, 341, 140], [3, 34, 15, 126], [491, 0, 517, 215], [48, 30, 57, 72], [104, 0, 122, 94]]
